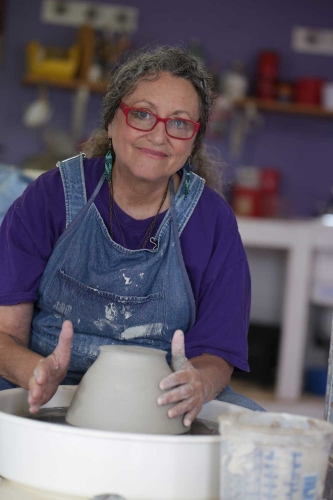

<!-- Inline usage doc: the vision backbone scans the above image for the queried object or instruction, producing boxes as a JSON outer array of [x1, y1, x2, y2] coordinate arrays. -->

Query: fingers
[[171, 329, 185, 357], [53, 320, 74, 365], [167, 397, 196, 419], [158, 382, 194, 406], [183, 406, 202, 427], [28, 381, 43, 413], [28, 358, 59, 413], [158, 353, 204, 427], [171, 329, 187, 372], [60, 320, 74, 341], [158, 369, 202, 406], [28, 365, 50, 413], [31, 320, 73, 385], [32, 358, 52, 385], [27, 320, 73, 413], [165, 397, 202, 427], [160, 368, 194, 391]]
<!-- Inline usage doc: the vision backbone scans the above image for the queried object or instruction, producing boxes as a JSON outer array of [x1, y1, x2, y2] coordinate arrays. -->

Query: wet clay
[[65, 345, 189, 434]]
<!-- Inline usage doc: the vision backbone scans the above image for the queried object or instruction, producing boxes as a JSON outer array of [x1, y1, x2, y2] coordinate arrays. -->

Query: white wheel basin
[[0, 386, 241, 500]]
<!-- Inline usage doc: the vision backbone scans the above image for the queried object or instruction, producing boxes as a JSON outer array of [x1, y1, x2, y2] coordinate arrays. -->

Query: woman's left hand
[[157, 329, 205, 427]]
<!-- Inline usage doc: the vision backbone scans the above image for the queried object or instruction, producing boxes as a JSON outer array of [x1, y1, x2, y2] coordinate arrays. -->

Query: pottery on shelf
[[65, 345, 189, 435]]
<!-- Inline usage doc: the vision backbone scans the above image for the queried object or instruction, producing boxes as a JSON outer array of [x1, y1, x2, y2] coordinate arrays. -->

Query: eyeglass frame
[[119, 101, 200, 140]]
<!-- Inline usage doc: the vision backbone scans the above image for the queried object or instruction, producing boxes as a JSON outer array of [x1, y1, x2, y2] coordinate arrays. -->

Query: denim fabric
[[30, 153, 203, 379], [216, 385, 265, 411], [0, 378, 18, 390]]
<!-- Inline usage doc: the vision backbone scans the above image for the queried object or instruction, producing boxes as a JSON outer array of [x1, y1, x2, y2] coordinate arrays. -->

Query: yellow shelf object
[[23, 26, 108, 92], [27, 40, 80, 80]]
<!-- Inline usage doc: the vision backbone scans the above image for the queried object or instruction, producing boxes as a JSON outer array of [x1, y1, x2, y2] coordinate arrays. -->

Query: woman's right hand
[[28, 320, 73, 413]]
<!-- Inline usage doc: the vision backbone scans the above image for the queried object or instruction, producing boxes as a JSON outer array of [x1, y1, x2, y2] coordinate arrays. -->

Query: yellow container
[[27, 40, 80, 80]]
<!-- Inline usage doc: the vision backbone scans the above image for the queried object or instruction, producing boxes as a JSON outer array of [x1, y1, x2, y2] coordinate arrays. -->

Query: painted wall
[[0, 0, 333, 216]]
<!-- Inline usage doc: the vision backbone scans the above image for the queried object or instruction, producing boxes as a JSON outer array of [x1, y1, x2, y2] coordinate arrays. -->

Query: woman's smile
[[138, 147, 168, 159]]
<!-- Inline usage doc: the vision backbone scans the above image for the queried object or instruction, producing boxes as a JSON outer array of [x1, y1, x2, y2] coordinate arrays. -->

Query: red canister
[[295, 78, 324, 105], [232, 186, 263, 217], [232, 167, 263, 217], [261, 168, 280, 193], [257, 51, 280, 79], [256, 51, 280, 100]]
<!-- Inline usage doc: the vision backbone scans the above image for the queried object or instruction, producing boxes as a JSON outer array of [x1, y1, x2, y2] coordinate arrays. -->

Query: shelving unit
[[235, 97, 333, 118], [22, 23, 333, 119], [22, 78, 333, 119]]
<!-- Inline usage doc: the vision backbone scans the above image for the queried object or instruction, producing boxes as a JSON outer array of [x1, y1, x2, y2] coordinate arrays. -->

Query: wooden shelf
[[23, 73, 108, 94], [235, 97, 333, 118], [22, 77, 333, 118]]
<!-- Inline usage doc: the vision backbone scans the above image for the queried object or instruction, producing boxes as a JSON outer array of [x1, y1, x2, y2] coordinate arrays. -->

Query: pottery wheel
[[24, 407, 219, 435], [0, 386, 226, 499]]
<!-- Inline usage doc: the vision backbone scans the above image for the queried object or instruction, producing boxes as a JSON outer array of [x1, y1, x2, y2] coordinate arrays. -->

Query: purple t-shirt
[[0, 157, 250, 371]]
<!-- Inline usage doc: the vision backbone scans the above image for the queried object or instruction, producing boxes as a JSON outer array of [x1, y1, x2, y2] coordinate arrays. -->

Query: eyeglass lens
[[127, 109, 195, 138]]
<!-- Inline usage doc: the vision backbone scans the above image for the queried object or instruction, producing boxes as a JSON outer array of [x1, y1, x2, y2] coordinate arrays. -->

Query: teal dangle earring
[[104, 138, 113, 182], [105, 138, 116, 241], [183, 155, 192, 199]]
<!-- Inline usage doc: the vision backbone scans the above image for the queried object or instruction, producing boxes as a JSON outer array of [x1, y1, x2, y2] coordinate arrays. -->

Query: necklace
[[108, 175, 169, 250]]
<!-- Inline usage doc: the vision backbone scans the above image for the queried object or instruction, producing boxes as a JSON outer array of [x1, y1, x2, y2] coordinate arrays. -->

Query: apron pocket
[[44, 269, 166, 342]]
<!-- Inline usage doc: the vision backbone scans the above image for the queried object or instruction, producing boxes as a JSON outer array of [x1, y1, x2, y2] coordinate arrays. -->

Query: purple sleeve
[[181, 188, 250, 371], [0, 158, 107, 305], [0, 168, 66, 305]]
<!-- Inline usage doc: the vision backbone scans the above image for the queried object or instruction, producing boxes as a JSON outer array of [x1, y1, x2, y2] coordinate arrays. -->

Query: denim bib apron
[[27, 153, 203, 383], [0, 154, 265, 411]]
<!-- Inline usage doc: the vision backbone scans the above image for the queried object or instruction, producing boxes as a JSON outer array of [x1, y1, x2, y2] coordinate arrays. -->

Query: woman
[[0, 46, 263, 426]]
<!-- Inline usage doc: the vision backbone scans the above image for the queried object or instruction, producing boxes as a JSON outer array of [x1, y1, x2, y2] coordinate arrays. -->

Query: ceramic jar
[[65, 345, 189, 435]]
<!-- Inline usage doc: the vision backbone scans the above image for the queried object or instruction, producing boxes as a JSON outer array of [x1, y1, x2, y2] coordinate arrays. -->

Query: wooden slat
[[235, 97, 333, 118]]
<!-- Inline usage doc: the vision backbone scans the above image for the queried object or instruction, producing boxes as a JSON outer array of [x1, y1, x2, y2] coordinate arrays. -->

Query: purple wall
[[1, 0, 333, 216]]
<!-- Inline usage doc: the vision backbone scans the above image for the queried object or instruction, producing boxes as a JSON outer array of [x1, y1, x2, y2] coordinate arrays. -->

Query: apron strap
[[57, 152, 87, 228], [170, 177, 197, 328], [175, 170, 205, 236], [55, 153, 105, 249]]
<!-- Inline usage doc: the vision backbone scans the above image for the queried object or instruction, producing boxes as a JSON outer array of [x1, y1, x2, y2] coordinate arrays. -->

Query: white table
[[237, 216, 333, 400]]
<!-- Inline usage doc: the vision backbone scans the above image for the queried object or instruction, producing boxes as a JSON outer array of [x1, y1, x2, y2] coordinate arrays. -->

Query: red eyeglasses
[[119, 102, 200, 140]]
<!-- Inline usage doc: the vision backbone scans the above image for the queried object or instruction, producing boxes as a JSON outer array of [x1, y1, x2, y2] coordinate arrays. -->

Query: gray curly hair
[[82, 45, 224, 194]]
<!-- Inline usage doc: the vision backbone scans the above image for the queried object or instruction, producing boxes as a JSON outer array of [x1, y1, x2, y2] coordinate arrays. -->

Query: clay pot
[[65, 345, 189, 434]]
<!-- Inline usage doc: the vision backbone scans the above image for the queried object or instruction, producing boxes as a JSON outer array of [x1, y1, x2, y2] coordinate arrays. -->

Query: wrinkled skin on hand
[[157, 329, 206, 427], [28, 320, 73, 413]]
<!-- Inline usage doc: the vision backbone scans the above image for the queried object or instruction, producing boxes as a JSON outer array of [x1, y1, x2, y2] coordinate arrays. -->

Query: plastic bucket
[[218, 410, 333, 500]]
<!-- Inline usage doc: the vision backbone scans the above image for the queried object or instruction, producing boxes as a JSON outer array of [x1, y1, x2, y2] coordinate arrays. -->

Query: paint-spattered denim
[[30, 153, 202, 380]]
